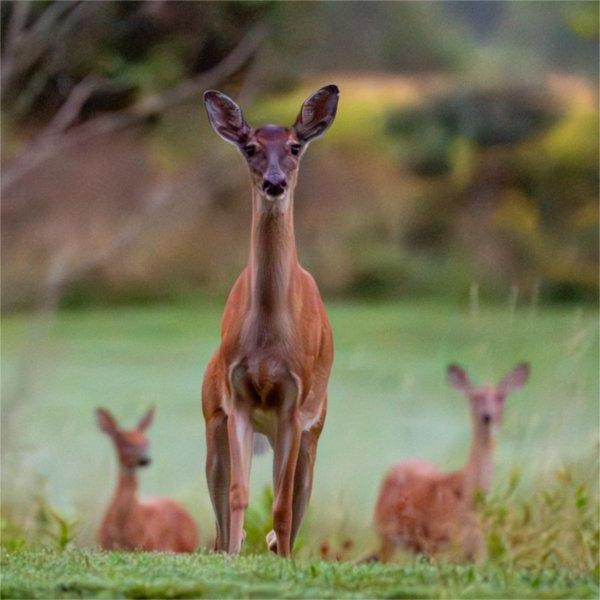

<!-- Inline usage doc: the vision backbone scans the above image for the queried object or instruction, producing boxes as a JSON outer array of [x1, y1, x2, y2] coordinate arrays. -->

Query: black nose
[[482, 414, 492, 425], [138, 457, 151, 467], [262, 176, 287, 197]]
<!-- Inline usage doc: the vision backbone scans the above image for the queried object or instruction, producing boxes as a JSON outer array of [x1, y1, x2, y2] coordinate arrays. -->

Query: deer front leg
[[267, 428, 317, 555], [227, 402, 253, 554], [271, 385, 302, 557], [205, 410, 230, 552]]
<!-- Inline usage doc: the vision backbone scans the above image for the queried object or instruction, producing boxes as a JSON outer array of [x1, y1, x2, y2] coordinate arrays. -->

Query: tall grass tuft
[[479, 453, 599, 573]]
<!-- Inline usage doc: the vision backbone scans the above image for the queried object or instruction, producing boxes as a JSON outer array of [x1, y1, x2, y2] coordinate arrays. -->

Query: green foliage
[[242, 485, 273, 554], [385, 83, 598, 302], [3, 2, 272, 122], [564, 1, 600, 40], [1, 500, 78, 552], [0, 518, 28, 553], [37, 505, 78, 551], [478, 458, 600, 572], [386, 87, 556, 176], [1, 548, 598, 599]]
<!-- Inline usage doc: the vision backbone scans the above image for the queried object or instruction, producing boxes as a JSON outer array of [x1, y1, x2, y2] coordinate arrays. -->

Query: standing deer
[[201, 85, 338, 556], [372, 362, 530, 562], [96, 407, 198, 552]]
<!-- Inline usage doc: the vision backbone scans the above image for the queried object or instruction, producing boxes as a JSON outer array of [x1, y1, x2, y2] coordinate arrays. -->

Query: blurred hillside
[[1, 1, 598, 310]]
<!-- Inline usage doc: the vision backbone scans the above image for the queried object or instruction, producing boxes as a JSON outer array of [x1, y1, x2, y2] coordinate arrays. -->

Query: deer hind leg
[[291, 428, 319, 546], [205, 410, 230, 552], [227, 403, 253, 554]]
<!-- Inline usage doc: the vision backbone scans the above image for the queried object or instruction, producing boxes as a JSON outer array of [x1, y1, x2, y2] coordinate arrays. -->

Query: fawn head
[[96, 406, 155, 470], [203, 85, 339, 201], [447, 363, 530, 428]]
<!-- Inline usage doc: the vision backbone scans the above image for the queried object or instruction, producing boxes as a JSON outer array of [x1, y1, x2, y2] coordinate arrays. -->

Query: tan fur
[[202, 86, 338, 556], [96, 407, 198, 553], [374, 456, 484, 561], [373, 363, 529, 561], [98, 473, 198, 552]]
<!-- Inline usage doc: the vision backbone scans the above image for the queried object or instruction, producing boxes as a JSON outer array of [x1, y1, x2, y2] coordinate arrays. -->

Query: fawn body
[[374, 363, 529, 561], [96, 407, 198, 552], [202, 85, 338, 556]]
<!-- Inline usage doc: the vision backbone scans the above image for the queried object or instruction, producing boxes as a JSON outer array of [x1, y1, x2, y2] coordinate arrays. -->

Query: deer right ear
[[203, 90, 250, 145], [96, 408, 117, 436], [447, 364, 472, 392]]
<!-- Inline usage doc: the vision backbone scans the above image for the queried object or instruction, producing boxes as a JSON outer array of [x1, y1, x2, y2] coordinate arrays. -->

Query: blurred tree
[[266, 1, 467, 75], [1, 1, 597, 308], [1, 1, 270, 194], [444, 1, 599, 78], [385, 85, 598, 302]]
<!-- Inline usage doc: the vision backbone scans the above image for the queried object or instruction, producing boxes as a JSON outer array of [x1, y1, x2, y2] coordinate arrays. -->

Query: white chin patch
[[264, 192, 285, 202]]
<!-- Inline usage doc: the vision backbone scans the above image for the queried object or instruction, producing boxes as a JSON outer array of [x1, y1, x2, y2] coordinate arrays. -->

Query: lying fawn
[[96, 407, 198, 552], [373, 362, 529, 561]]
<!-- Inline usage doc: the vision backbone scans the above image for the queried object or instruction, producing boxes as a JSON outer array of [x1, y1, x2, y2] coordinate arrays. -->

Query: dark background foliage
[[2, 0, 598, 310]]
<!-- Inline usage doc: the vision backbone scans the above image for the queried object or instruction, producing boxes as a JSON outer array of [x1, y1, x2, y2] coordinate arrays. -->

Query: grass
[[1, 549, 598, 599], [1, 299, 598, 596]]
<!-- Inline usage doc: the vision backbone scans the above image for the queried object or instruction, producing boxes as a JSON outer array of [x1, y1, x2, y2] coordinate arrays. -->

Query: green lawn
[[1, 549, 598, 599], [1, 300, 598, 594]]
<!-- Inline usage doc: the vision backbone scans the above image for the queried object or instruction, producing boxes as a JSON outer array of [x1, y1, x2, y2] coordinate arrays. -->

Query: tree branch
[[41, 75, 100, 139], [1, 1, 81, 90], [2, 21, 269, 197]]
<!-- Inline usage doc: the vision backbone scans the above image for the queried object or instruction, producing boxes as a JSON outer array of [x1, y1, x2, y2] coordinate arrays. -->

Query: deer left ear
[[293, 84, 339, 143], [137, 406, 155, 431], [498, 362, 530, 394]]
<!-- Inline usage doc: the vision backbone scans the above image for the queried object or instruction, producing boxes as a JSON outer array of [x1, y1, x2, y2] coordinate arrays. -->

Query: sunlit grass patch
[[1, 549, 598, 599]]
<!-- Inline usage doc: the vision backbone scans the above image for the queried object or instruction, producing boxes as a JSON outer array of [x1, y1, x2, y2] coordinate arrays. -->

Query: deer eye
[[290, 144, 302, 156], [243, 145, 256, 158]]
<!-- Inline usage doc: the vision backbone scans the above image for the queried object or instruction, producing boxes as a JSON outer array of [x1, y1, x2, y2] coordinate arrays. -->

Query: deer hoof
[[266, 529, 277, 553]]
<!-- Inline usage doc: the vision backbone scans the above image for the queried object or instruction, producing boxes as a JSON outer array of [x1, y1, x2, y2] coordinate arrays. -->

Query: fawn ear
[[137, 406, 155, 431], [96, 408, 118, 436], [447, 364, 472, 393], [204, 90, 250, 145], [498, 362, 530, 394], [293, 84, 339, 143]]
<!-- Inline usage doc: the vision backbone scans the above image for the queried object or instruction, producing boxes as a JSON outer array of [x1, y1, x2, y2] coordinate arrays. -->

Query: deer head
[[447, 363, 530, 428], [96, 406, 155, 470], [203, 85, 339, 202]]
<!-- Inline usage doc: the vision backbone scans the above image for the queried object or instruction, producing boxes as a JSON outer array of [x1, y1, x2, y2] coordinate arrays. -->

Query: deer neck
[[247, 189, 298, 323], [463, 419, 495, 500], [109, 468, 139, 520]]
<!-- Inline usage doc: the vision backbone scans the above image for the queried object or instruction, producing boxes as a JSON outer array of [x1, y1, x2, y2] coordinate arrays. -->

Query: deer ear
[[293, 84, 339, 143], [498, 362, 530, 394], [96, 408, 117, 436], [204, 90, 250, 145], [137, 406, 155, 431], [447, 364, 472, 392]]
